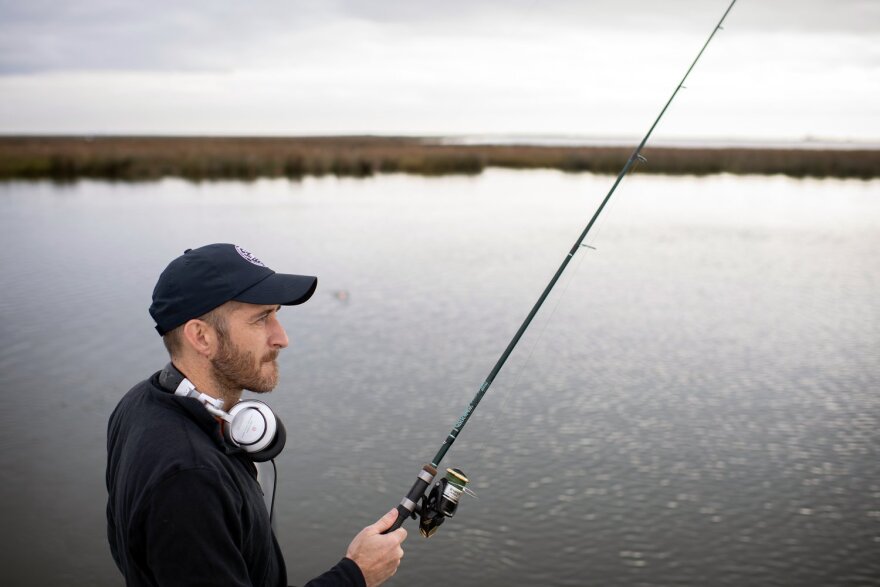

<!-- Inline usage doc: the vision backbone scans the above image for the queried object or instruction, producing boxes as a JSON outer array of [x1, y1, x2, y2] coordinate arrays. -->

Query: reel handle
[[382, 464, 437, 534]]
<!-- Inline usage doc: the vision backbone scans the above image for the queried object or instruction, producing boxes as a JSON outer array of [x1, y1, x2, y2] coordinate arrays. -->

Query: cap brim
[[233, 273, 317, 306]]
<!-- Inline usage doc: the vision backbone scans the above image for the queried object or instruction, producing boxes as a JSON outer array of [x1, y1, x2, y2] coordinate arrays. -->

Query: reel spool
[[417, 468, 473, 538]]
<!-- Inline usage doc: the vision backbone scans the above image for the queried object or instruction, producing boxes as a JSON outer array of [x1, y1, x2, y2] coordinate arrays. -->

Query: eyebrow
[[251, 305, 281, 320]]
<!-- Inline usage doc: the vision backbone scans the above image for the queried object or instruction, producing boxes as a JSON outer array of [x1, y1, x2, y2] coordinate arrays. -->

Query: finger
[[368, 508, 399, 533], [392, 528, 408, 543]]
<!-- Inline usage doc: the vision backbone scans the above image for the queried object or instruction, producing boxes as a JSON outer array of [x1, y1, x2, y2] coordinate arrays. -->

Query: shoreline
[[1, 135, 877, 181]]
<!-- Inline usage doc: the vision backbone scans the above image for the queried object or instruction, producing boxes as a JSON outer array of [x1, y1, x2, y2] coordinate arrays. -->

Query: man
[[107, 243, 406, 587]]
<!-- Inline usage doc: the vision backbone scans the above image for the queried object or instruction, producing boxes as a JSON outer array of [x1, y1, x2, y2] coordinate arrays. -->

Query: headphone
[[161, 364, 287, 462]]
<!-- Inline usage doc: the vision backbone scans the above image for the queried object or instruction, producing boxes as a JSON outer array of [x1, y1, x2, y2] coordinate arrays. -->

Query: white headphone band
[[174, 378, 231, 422], [171, 376, 278, 454], [161, 363, 283, 460]]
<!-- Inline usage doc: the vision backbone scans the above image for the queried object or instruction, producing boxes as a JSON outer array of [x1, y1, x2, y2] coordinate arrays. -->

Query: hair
[[161, 304, 231, 358]]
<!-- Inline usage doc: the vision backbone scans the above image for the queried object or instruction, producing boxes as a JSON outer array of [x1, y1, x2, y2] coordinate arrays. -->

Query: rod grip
[[386, 504, 412, 533], [382, 464, 437, 535]]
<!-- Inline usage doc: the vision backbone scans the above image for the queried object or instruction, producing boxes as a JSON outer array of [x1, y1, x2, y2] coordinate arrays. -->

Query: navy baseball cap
[[149, 244, 317, 335]]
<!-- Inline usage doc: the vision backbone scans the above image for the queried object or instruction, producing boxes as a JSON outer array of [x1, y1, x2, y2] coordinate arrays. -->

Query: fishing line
[[476, 230, 591, 443], [476, 159, 646, 456], [382, 0, 739, 536]]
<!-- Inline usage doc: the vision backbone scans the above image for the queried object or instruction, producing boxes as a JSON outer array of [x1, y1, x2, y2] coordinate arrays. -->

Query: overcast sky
[[0, 0, 877, 141]]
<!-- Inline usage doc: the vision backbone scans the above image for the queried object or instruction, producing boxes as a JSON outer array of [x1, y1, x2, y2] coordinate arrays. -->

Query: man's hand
[[345, 509, 408, 587]]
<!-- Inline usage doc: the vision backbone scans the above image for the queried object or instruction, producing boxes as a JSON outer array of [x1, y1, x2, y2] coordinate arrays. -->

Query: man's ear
[[181, 319, 218, 358]]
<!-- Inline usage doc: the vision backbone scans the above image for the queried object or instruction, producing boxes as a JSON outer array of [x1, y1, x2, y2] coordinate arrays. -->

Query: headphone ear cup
[[249, 416, 286, 462], [226, 401, 278, 456]]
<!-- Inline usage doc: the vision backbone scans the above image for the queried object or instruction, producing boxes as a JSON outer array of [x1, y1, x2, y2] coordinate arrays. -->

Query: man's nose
[[269, 316, 289, 349]]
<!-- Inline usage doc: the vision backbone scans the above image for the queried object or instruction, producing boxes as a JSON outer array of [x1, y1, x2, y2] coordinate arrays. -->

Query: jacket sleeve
[[304, 557, 366, 587], [139, 467, 254, 587]]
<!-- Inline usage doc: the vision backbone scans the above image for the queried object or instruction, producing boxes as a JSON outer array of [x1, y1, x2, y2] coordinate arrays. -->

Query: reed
[[0, 136, 876, 181]]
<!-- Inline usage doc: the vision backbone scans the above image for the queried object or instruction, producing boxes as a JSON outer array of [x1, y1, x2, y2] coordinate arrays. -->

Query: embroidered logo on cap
[[235, 246, 267, 267]]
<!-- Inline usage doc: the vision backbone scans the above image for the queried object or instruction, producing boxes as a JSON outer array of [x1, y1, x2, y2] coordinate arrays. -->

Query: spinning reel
[[408, 467, 475, 537]]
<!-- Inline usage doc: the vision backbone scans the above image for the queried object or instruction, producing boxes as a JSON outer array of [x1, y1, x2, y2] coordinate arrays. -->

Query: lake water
[[0, 170, 878, 586]]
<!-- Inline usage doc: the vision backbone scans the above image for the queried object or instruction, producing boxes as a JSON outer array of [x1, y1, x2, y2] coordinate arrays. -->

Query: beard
[[210, 334, 280, 396]]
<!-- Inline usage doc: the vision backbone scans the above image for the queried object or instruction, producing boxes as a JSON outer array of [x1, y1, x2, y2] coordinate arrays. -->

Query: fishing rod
[[385, 0, 739, 537]]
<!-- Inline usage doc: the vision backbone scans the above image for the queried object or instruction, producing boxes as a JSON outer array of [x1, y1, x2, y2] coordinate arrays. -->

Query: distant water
[[0, 171, 878, 586], [436, 134, 880, 150]]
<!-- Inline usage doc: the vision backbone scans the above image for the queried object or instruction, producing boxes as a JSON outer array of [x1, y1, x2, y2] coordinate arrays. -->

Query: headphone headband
[[173, 377, 229, 421], [158, 363, 285, 462]]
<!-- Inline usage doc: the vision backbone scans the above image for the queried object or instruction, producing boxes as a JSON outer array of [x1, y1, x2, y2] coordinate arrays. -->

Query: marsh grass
[[0, 136, 876, 181]]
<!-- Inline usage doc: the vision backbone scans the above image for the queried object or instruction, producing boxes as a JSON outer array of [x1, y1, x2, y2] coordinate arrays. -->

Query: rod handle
[[386, 504, 412, 533], [381, 464, 437, 534]]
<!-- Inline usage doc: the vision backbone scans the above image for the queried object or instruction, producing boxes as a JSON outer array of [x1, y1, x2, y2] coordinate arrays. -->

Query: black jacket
[[106, 368, 365, 587]]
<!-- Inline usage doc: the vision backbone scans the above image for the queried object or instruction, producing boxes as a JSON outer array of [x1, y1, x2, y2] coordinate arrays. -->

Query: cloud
[[0, 0, 333, 73], [0, 0, 876, 139], [0, 0, 877, 74]]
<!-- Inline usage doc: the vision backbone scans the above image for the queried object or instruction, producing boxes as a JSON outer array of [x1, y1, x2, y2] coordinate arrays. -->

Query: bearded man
[[106, 244, 406, 587]]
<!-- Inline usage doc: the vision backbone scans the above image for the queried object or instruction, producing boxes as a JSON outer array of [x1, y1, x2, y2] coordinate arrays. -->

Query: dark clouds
[[0, 0, 877, 74]]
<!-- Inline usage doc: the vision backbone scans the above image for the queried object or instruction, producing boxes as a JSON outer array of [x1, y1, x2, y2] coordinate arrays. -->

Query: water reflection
[[0, 171, 878, 586]]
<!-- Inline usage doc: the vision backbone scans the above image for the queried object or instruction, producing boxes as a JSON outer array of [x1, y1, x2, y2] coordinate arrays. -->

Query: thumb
[[369, 508, 400, 534]]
